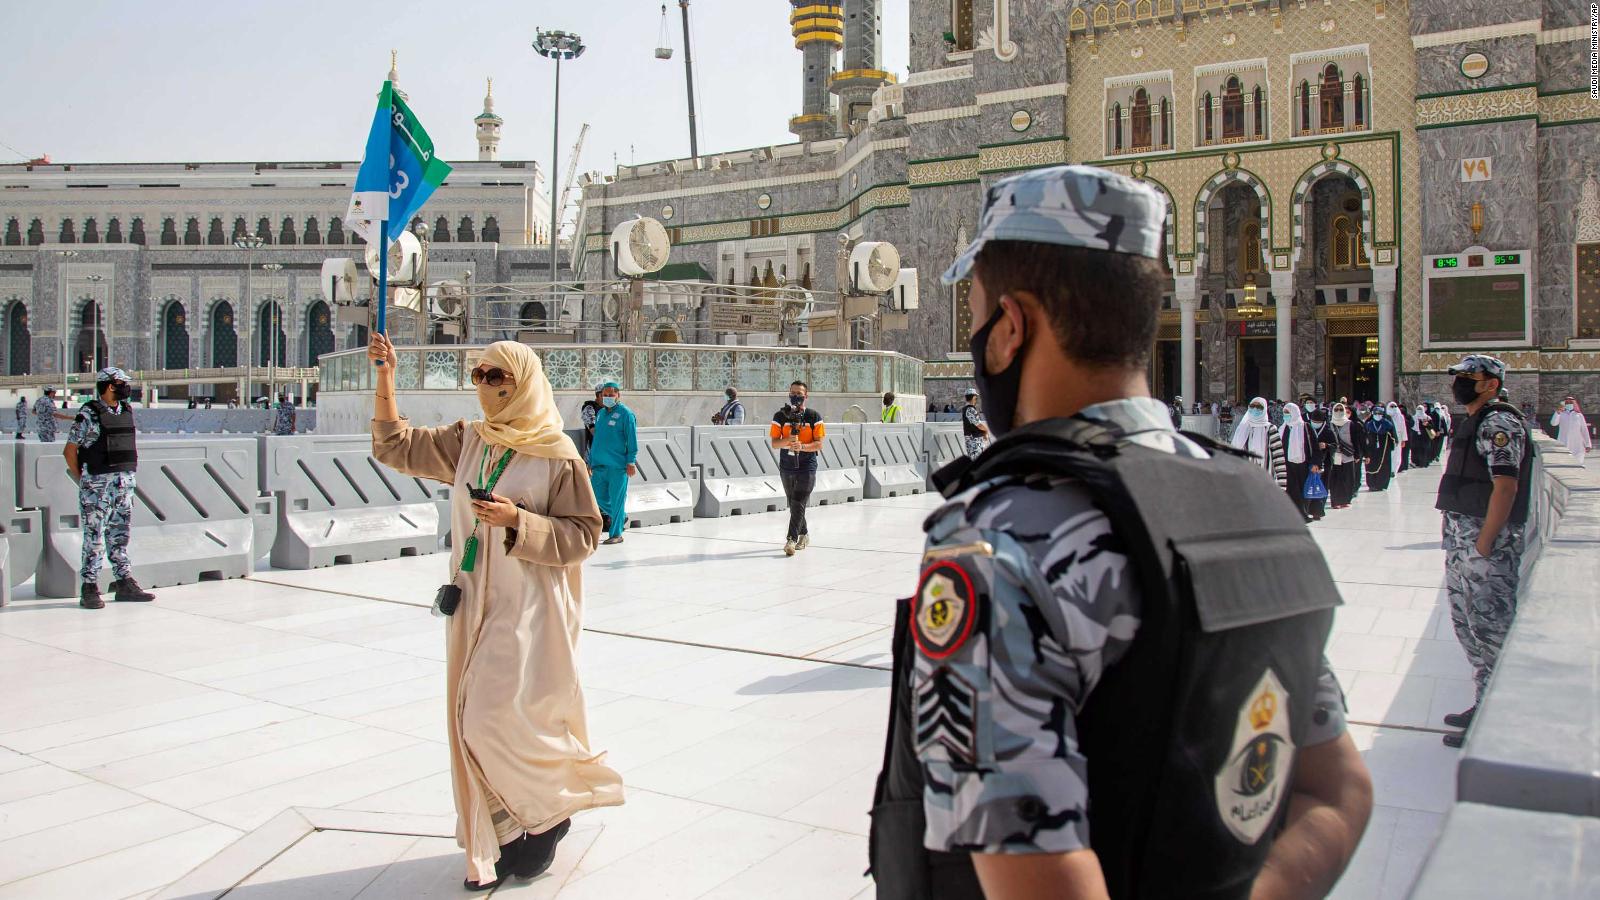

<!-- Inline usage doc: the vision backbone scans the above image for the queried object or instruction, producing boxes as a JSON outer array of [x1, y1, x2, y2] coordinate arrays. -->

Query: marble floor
[[0, 461, 1469, 899]]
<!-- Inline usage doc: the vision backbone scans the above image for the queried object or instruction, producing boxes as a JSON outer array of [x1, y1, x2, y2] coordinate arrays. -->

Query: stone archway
[[1289, 158, 1377, 267], [1192, 167, 1272, 275]]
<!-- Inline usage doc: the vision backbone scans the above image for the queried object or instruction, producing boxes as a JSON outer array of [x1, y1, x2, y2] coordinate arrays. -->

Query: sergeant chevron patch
[[916, 667, 977, 764]]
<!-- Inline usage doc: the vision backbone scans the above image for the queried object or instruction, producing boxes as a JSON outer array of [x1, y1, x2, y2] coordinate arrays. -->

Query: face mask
[[109, 383, 131, 401], [477, 383, 513, 418], [1451, 376, 1483, 407], [1248, 407, 1266, 420], [969, 303, 1025, 439], [1565, 403, 1576, 412], [1332, 411, 1349, 425], [602, 396, 618, 409], [788, 393, 805, 407], [726, 390, 736, 400], [1306, 403, 1318, 412]]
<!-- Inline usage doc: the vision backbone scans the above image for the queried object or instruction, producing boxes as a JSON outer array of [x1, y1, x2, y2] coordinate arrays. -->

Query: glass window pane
[[809, 353, 842, 392], [396, 349, 421, 390], [736, 351, 772, 392], [846, 353, 877, 392], [697, 350, 735, 391], [775, 353, 808, 391], [423, 350, 460, 390], [544, 348, 582, 390], [584, 347, 625, 391], [655, 348, 694, 390]]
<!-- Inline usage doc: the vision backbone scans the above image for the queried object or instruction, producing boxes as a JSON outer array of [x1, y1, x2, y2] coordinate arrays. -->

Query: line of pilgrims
[[1229, 396, 1452, 522]]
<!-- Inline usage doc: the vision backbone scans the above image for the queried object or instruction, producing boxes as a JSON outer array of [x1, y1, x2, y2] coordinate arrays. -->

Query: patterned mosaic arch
[[1134, 174, 1179, 270], [1289, 158, 1376, 267], [1192, 167, 1272, 274]]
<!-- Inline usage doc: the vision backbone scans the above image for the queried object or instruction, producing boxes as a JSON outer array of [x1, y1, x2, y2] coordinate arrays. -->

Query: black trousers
[[1285, 460, 1326, 520], [1329, 461, 1360, 506], [780, 468, 816, 541]]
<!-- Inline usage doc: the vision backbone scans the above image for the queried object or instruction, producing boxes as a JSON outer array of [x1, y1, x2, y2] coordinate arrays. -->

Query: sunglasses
[[470, 367, 513, 387]]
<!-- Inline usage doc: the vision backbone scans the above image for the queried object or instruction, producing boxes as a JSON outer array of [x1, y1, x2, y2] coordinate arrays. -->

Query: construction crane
[[556, 123, 589, 239]]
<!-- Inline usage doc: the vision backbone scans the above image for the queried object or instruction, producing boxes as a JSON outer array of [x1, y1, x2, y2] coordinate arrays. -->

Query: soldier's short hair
[[973, 241, 1162, 369]]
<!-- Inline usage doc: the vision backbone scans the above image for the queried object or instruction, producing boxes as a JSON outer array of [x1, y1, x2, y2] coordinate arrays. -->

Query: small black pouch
[[432, 583, 463, 618]]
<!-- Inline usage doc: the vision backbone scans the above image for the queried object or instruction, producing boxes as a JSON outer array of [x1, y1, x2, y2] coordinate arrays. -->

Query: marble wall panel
[[971, 0, 1071, 97], [1536, 123, 1600, 347], [910, 117, 981, 162], [904, 182, 984, 361], [1418, 120, 1539, 254], [1414, 36, 1536, 95], [1408, 0, 1530, 36], [979, 96, 1067, 147], [1542, 0, 1589, 29], [909, 0, 952, 75], [1537, 42, 1592, 93]]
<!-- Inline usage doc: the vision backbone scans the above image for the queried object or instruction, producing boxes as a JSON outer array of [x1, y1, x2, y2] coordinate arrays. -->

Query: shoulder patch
[[1492, 431, 1510, 448], [913, 560, 980, 660], [1215, 668, 1294, 845]]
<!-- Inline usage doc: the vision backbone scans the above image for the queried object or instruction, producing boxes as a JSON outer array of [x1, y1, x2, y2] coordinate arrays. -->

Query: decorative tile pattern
[[543, 348, 582, 390], [737, 351, 773, 392], [1538, 92, 1600, 127], [696, 350, 736, 391], [809, 353, 844, 392], [775, 352, 810, 388], [909, 156, 982, 187], [631, 347, 650, 391], [978, 139, 1070, 174], [395, 349, 421, 391], [847, 352, 880, 392], [1414, 86, 1539, 128], [654, 349, 695, 390], [422, 351, 459, 391], [584, 347, 625, 391]]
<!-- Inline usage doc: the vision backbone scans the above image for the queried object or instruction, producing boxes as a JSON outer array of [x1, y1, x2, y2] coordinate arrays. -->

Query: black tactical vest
[[1435, 401, 1534, 524], [869, 417, 1341, 899], [79, 401, 138, 476], [961, 406, 983, 438]]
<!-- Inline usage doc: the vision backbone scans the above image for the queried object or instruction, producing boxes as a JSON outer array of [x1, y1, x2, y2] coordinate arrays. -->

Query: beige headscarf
[[470, 342, 582, 461]]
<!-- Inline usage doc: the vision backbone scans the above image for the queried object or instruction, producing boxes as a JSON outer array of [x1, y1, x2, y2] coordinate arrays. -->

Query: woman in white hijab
[[369, 335, 624, 891], [1279, 402, 1329, 522], [1325, 402, 1365, 508], [1550, 396, 1593, 460], [1231, 396, 1287, 488], [1385, 402, 1408, 473]]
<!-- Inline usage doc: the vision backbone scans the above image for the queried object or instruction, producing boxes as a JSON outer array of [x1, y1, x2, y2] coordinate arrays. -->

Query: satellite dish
[[611, 217, 671, 277], [364, 229, 424, 286], [849, 241, 901, 293], [432, 280, 466, 316], [320, 258, 360, 306]]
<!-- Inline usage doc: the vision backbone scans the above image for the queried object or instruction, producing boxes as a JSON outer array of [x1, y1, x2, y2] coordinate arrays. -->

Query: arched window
[[279, 217, 297, 245], [1253, 86, 1265, 138], [433, 216, 451, 242], [305, 301, 335, 366], [82, 218, 100, 243], [1160, 96, 1171, 147], [457, 216, 475, 242], [1131, 89, 1152, 149], [255, 217, 273, 244], [1331, 215, 1363, 269], [1240, 221, 1262, 274], [75, 302, 107, 373], [519, 301, 547, 330], [6, 301, 30, 375], [105, 218, 123, 243], [129, 218, 146, 245], [327, 217, 345, 245], [207, 218, 226, 244], [232, 218, 248, 242], [1222, 76, 1244, 140], [1202, 92, 1214, 144], [162, 301, 189, 370], [1299, 80, 1312, 133], [482, 216, 501, 243], [27, 219, 44, 245], [257, 301, 287, 368], [159, 218, 178, 245], [1110, 102, 1123, 151], [211, 301, 237, 368], [4, 219, 21, 246], [59, 219, 77, 243], [951, 0, 975, 52], [1320, 64, 1344, 131], [304, 217, 322, 244], [1353, 74, 1366, 127], [183, 218, 202, 245]]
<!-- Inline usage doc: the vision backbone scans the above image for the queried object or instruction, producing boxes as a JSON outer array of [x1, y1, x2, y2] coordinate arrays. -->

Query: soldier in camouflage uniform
[[1434, 355, 1533, 748], [33, 387, 67, 442], [14, 394, 27, 439], [271, 392, 298, 435], [872, 166, 1372, 899], [64, 367, 155, 609]]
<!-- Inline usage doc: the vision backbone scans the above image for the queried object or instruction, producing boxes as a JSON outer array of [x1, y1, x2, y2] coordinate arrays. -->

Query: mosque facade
[[576, 0, 1600, 411], [0, 69, 553, 395]]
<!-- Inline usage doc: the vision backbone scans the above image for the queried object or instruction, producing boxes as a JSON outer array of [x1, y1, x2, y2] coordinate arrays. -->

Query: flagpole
[[375, 220, 388, 365]]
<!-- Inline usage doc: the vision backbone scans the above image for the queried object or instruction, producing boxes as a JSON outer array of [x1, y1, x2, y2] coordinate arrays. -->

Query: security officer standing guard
[[870, 167, 1372, 899], [64, 367, 156, 609], [34, 387, 71, 442], [960, 388, 988, 459], [271, 392, 297, 436], [881, 392, 902, 423], [1435, 355, 1533, 748], [14, 394, 27, 439]]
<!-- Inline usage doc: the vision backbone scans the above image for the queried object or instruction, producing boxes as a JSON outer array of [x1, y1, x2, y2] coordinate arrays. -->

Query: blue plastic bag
[[1303, 471, 1329, 501]]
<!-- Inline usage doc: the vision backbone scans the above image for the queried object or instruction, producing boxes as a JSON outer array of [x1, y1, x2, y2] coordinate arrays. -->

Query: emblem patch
[[1214, 668, 1294, 845], [1492, 431, 1509, 448], [916, 667, 977, 764], [913, 561, 979, 660]]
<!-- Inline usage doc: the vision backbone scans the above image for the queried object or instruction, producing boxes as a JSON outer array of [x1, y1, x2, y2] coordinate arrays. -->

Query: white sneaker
[[784, 540, 796, 557], [796, 535, 810, 550]]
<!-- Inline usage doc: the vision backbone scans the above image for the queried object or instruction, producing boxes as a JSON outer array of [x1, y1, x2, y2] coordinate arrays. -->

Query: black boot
[[1442, 731, 1466, 749], [111, 577, 155, 602], [1443, 706, 1476, 729], [79, 583, 104, 609], [512, 819, 571, 879]]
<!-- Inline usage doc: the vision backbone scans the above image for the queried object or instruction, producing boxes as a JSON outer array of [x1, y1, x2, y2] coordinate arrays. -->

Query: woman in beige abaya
[[369, 334, 624, 890]]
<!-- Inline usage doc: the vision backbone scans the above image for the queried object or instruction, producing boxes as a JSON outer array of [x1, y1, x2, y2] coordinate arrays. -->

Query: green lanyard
[[458, 446, 516, 574]]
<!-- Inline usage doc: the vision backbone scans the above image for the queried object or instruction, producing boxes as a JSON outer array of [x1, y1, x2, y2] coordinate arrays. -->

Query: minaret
[[476, 78, 503, 161], [789, 1, 842, 142], [386, 49, 410, 102], [831, 0, 892, 134]]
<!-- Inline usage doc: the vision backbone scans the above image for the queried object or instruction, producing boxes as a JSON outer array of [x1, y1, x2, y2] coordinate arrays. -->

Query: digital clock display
[[1493, 253, 1520, 266], [1432, 257, 1459, 269]]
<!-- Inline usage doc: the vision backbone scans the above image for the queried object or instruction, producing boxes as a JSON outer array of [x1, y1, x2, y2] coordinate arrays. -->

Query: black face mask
[[106, 382, 131, 402], [1451, 376, 1483, 407], [969, 303, 1026, 439]]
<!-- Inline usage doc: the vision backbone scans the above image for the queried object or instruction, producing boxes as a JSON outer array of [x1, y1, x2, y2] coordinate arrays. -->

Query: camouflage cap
[[941, 165, 1167, 285], [96, 366, 130, 383], [1447, 354, 1506, 381]]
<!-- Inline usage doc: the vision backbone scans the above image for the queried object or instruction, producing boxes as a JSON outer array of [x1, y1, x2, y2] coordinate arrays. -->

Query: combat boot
[[111, 577, 155, 602], [1443, 706, 1476, 729], [80, 583, 104, 609]]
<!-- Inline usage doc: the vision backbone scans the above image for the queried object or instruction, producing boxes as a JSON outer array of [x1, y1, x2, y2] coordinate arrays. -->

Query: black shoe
[[111, 577, 155, 602], [79, 583, 104, 609], [513, 818, 571, 879], [1442, 731, 1466, 749], [1443, 706, 1477, 729], [462, 876, 502, 892]]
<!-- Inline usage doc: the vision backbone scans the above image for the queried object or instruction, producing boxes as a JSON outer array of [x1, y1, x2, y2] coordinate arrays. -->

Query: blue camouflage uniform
[[272, 399, 297, 435], [589, 389, 637, 540], [913, 397, 1350, 853], [33, 395, 60, 442], [14, 397, 26, 437], [68, 389, 137, 586]]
